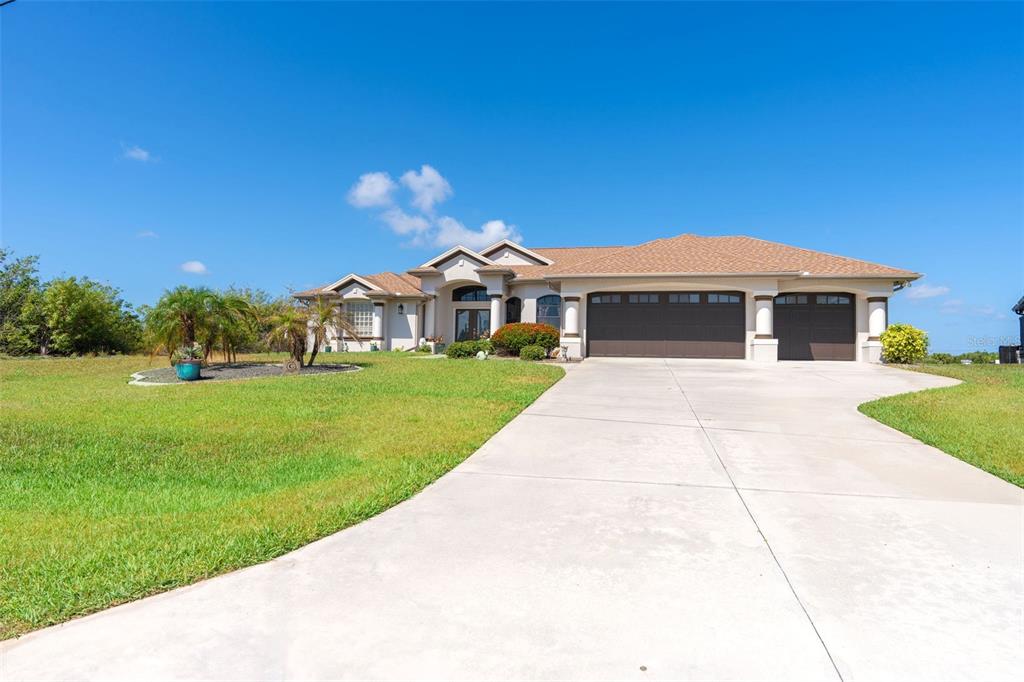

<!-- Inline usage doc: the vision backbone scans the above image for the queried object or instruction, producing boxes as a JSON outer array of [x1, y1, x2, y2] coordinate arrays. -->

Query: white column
[[563, 297, 580, 336], [868, 297, 887, 340], [423, 297, 435, 341], [489, 295, 502, 335], [754, 297, 773, 338], [750, 294, 778, 362], [371, 302, 384, 340]]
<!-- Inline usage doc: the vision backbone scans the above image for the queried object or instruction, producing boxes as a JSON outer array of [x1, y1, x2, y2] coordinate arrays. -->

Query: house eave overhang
[[478, 239, 554, 265], [418, 245, 495, 269], [544, 271, 921, 281], [320, 273, 383, 294]]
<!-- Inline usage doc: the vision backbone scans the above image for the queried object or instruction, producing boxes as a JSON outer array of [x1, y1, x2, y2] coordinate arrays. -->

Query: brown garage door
[[774, 293, 856, 360], [587, 292, 746, 358]]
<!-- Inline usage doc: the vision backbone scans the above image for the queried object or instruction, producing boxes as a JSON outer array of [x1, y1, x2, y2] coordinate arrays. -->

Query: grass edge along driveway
[[0, 353, 562, 639], [859, 363, 1023, 488]]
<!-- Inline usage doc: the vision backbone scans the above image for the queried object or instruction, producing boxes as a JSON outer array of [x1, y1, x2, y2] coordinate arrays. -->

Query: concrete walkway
[[3, 359, 1022, 681]]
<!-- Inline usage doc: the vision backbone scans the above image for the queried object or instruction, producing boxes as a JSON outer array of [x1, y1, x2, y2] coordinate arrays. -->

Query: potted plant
[[172, 343, 204, 381]]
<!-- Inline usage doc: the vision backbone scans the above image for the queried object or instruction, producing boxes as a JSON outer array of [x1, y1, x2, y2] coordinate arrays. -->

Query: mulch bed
[[130, 362, 359, 385]]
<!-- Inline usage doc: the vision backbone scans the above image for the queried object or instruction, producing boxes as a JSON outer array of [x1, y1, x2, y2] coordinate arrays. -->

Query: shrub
[[445, 339, 493, 359], [924, 352, 957, 365], [957, 351, 998, 364], [491, 323, 559, 355], [880, 323, 928, 364], [520, 344, 547, 361], [416, 343, 431, 353]]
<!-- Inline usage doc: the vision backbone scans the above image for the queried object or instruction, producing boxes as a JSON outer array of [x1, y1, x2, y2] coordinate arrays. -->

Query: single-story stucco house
[[294, 233, 919, 362]]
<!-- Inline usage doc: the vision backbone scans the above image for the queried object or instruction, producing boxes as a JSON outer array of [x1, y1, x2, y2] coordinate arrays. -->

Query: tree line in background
[[0, 249, 355, 365]]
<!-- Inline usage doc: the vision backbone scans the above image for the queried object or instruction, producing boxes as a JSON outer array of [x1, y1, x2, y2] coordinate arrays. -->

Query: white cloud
[[122, 144, 154, 162], [401, 164, 453, 214], [434, 217, 522, 250], [136, 230, 159, 239], [939, 298, 963, 314], [180, 260, 208, 275], [380, 207, 430, 236], [905, 283, 950, 300], [347, 165, 522, 249], [347, 172, 396, 208]]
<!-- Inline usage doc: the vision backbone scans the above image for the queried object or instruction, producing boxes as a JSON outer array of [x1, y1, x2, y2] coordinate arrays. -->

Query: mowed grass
[[859, 363, 1024, 488], [0, 353, 562, 639]]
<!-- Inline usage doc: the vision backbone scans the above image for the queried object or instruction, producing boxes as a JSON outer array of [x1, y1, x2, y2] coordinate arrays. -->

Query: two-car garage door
[[587, 292, 746, 358], [586, 290, 857, 360]]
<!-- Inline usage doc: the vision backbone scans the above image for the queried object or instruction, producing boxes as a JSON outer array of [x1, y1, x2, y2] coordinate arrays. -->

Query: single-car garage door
[[587, 291, 746, 358], [774, 293, 856, 360]]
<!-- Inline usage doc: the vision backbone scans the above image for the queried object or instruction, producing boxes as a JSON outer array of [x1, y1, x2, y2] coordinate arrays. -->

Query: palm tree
[[146, 287, 253, 363], [306, 296, 360, 367], [265, 297, 360, 367], [264, 303, 309, 366], [146, 286, 217, 356], [198, 292, 254, 363]]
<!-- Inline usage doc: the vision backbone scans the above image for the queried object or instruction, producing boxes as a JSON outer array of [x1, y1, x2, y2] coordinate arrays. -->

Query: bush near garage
[[490, 323, 559, 355], [445, 339, 493, 359], [519, 344, 547, 361], [880, 323, 929, 364]]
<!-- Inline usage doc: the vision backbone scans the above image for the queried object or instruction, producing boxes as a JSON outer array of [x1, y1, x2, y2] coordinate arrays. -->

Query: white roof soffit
[[418, 245, 495, 269], [321, 273, 381, 293], [479, 239, 553, 265]]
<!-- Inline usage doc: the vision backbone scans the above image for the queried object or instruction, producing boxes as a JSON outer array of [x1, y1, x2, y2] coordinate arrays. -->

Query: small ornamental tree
[[880, 323, 928, 364], [490, 323, 559, 355]]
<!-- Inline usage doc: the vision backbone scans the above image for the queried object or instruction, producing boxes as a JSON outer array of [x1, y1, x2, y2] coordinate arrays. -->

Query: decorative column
[[563, 297, 580, 337], [863, 296, 887, 363], [560, 296, 582, 360], [371, 302, 384, 343], [489, 294, 502, 335], [867, 297, 887, 340], [423, 296, 435, 342], [751, 294, 778, 362]]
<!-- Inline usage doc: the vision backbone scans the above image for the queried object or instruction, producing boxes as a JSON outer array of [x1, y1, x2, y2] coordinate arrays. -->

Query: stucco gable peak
[[418, 245, 495, 269]]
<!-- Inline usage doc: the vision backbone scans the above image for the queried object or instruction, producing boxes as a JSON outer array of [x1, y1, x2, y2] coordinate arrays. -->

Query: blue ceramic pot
[[175, 360, 202, 381]]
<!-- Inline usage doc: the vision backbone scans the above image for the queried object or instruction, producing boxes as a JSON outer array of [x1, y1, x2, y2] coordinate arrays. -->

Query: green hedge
[[445, 339, 493, 359], [519, 344, 547, 361]]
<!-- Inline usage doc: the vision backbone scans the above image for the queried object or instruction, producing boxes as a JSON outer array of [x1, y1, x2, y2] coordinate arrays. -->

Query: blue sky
[[2, 1, 1021, 353]]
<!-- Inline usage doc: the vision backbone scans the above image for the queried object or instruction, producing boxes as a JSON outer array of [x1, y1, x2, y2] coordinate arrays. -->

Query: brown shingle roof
[[293, 272, 424, 299], [475, 245, 628, 280], [546, 234, 918, 278], [363, 272, 424, 295]]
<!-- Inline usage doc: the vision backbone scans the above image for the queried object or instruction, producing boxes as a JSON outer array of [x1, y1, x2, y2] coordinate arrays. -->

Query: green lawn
[[859, 363, 1024, 488], [0, 353, 562, 639]]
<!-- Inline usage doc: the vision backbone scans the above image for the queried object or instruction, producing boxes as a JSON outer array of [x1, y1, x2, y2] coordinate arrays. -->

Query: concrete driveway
[[3, 359, 1022, 681]]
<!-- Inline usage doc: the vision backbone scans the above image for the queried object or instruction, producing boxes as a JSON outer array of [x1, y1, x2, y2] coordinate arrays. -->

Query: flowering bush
[[880, 323, 928, 364], [519, 344, 547, 361], [490, 323, 559, 355]]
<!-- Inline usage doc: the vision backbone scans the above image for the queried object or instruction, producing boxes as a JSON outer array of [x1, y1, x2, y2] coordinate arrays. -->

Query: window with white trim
[[345, 301, 373, 336]]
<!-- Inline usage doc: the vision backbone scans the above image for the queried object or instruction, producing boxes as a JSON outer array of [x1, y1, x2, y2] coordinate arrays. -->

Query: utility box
[[998, 345, 1021, 364]]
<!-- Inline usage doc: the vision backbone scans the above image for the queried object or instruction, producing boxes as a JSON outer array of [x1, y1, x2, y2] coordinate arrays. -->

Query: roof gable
[[479, 240, 553, 265], [418, 245, 494, 269]]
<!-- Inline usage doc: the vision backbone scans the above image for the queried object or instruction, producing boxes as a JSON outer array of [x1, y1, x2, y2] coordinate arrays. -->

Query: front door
[[455, 309, 490, 341]]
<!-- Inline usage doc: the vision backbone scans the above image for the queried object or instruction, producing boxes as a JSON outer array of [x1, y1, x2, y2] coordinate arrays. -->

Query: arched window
[[452, 285, 488, 302], [536, 295, 561, 330], [505, 297, 522, 324]]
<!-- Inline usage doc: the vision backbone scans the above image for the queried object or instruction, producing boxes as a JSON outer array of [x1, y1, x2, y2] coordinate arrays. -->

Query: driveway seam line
[[456, 470, 1015, 505], [453, 469, 736, 491], [664, 359, 845, 682], [523, 411, 916, 444]]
